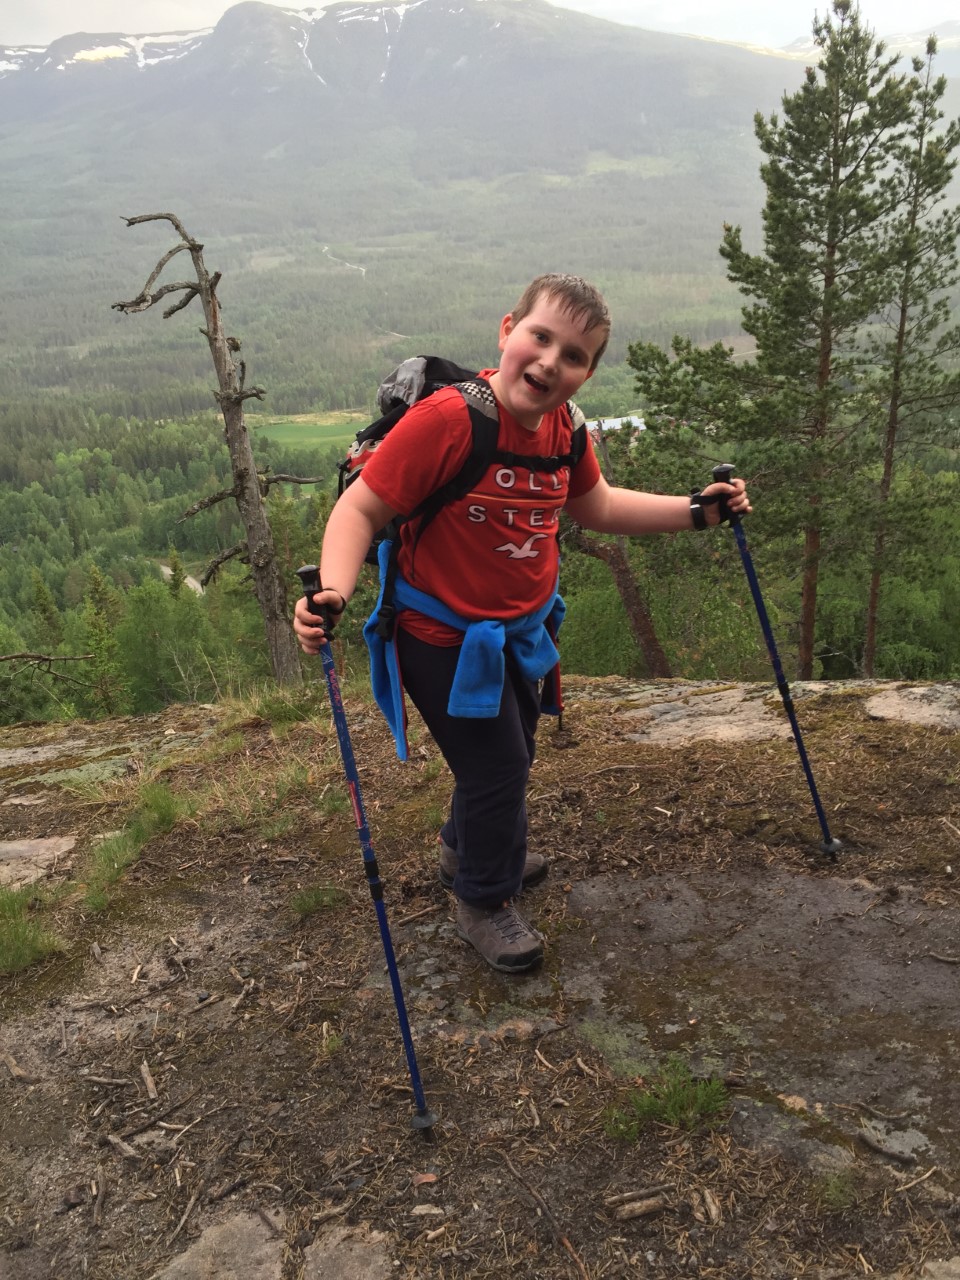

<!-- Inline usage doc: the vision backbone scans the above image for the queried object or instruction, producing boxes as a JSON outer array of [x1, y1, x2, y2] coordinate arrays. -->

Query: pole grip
[[295, 563, 336, 633], [711, 463, 740, 526]]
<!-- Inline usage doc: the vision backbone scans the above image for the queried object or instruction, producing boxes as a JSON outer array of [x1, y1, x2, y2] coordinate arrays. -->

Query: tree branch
[[0, 653, 94, 665], [112, 281, 200, 317], [177, 487, 240, 523], [200, 542, 248, 588], [0, 653, 95, 690], [260, 474, 325, 489], [214, 388, 266, 407], [121, 212, 198, 245], [140, 242, 191, 295], [163, 287, 201, 319]]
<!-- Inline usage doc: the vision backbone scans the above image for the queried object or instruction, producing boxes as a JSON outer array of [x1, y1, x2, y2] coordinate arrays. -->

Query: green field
[[247, 412, 367, 452]]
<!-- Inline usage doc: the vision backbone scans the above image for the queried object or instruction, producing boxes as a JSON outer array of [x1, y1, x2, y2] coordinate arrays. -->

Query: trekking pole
[[296, 565, 437, 1132], [710, 466, 842, 860]]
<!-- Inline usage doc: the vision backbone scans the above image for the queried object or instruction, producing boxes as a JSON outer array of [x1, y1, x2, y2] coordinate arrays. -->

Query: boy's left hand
[[701, 476, 751, 524]]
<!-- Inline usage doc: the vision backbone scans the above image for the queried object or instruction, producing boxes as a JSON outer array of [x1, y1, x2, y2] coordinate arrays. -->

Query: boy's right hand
[[293, 590, 345, 653]]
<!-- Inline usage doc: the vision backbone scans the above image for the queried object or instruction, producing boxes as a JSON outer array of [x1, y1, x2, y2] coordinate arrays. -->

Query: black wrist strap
[[689, 490, 709, 530], [689, 488, 731, 529]]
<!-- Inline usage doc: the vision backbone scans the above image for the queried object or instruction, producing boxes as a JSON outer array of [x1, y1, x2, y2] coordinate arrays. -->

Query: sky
[[1, 0, 953, 48]]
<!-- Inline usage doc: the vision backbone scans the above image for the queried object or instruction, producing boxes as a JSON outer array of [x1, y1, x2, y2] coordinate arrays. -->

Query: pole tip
[[411, 1109, 438, 1133], [819, 838, 842, 861]]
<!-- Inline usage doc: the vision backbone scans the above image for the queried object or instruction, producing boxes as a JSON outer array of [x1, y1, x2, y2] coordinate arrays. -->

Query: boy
[[294, 274, 750, 974]]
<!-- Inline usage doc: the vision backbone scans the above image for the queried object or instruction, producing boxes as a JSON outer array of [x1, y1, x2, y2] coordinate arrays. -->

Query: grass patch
[[290, 884, 350, 919], [605, 1056, 728, 1137], [85, 782, 196, 910], [422, 803, 444, 833], [195, 730, 245, 762], [0, 887, 62, 976], [260, 812, 298, 841], [247, 688, 316, 726], [810, 1170, 861, 1212], [318, 787, 350, 817]]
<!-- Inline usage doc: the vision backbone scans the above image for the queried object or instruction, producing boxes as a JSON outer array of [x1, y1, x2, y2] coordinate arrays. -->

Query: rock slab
[[0, 836, 76, 889]]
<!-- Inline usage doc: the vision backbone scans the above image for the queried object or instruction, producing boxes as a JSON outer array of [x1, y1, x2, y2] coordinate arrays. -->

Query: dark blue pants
[[397, 628, 540, 907]]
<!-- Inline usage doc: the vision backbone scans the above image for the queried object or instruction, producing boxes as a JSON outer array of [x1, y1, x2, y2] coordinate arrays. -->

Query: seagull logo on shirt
[[494, 533, 548, 559]]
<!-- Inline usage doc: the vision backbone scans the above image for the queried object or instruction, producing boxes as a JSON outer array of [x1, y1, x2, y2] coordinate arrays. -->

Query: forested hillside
[[0, 405, 347, 722], [0, 0, 958, 726]]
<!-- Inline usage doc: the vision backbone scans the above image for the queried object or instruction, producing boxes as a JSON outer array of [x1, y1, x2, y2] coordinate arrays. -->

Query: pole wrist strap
[[689, 490, 709, 530], [689, 489, 730, 529]]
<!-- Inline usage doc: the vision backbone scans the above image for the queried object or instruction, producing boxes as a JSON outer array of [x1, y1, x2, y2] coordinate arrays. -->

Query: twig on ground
[[120, 1088, 201, 1140], [310, 1203, 350, 1226], [927, 952, 960, 964], [208, 1176, 249, 1203], [231, 979, 256, 1012], [581, 765, 645, 778], [93, 1168, 107, 1227], [185, 993, 225, 1016], [396, 904, 443, 926], [171, 1102, 235, 1144], [891, 1166, 939, 1194], [603, 1184, 672, 1208], [105, 1134, 140, 1161], [499, 1151, 591, 1280], [169, 1181, 206, 1243], [856, 1102, 911, 1122], [255, 1205, 283, 1238], [140, 1059, 159, 1100], [73, 974, 183, 1014], [611, 1195, 669, 1221]]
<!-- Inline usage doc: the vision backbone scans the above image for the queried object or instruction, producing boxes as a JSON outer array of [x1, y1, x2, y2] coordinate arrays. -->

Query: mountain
[[783, 17, 960, 76], [0, 1, 800, 160], [0, 1, 955, 417]]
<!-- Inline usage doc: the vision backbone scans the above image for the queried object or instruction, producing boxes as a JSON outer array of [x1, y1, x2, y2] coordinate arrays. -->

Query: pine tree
[[629, 1, 915, 679], [31, 569, 63, 648], [720, 1, 911, 677], [167, 547, 187, 597], [78, 572, 132, 717], [861, 37, 960, 675]]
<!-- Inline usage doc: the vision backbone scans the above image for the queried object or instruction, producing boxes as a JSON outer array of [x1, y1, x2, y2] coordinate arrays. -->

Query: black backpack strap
[[567, 400, 588, 466], [406, 378, 499, 551], [489, 400, 586, 473], [374, 388, 586, 639], [376, 379, 498, 638]]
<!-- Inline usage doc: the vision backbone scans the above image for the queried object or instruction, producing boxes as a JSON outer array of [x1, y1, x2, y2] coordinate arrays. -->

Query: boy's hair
[[511, 273, 611, 371]]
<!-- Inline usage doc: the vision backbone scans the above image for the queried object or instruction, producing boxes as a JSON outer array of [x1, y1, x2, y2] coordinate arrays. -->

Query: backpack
[[338, 354, 589, 637], [339, 355, 588, 555]]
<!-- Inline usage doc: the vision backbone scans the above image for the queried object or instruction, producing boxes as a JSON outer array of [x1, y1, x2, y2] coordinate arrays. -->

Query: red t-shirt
[[360, 371, 601, 644]]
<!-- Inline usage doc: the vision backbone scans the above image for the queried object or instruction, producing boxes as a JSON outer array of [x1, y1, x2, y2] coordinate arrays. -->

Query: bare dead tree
[[113, 212, 310, 686]]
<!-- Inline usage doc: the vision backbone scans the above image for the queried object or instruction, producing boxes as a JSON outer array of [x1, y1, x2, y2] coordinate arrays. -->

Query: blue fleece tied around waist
[[364, 539, 565, 760]]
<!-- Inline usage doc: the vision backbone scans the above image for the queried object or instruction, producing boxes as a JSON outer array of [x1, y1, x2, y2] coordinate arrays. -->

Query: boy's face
[[491, 291, 603, 431]]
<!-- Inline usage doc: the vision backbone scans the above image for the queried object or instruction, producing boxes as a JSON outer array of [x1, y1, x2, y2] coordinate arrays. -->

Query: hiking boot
[[455, 900, 544, 973], [438, 839, 548, 892]]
